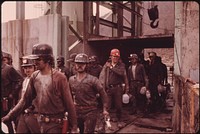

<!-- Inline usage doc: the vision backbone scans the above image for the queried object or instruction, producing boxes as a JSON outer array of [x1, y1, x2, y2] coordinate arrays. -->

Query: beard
[[76, 66, 85, 73]]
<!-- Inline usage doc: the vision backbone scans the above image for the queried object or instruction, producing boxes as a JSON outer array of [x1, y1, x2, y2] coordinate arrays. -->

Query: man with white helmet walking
[[69, 53, 109, 133]]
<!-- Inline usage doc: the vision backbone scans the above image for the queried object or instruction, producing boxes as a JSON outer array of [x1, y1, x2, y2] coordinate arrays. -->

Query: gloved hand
[[106, 62, 112, 68]]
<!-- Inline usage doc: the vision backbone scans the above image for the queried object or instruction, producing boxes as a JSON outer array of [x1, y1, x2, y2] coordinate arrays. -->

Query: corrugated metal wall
[[1, 14, 66, 70]]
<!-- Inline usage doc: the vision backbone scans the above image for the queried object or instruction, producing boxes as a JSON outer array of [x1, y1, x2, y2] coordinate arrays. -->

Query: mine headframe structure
[[83, 1, 143, 40]]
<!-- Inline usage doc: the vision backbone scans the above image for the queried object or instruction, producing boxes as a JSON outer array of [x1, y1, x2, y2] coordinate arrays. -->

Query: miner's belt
[[108, 84, 121, 88], [27, 113, 63, 124], [39, 115, 63, 124], [76, 105, 96, 109]]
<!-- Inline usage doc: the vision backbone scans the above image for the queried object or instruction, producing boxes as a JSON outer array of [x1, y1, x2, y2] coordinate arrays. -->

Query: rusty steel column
[[16, 1, 25, 20]]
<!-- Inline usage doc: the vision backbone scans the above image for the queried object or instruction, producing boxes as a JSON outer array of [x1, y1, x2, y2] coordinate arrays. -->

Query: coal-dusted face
[[130, 57, 138, 64], [23, 65, 35, 77], [34, 57, 48, 71], [75, 62, 87, 73], [57, 60, 64, 68]]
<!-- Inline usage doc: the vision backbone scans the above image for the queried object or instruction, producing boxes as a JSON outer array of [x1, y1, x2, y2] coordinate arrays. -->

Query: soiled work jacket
[[7, 69, 77, 128]]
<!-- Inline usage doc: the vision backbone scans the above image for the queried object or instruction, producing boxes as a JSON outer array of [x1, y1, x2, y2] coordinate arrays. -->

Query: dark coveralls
[[69, 74, 108, 133], [5, 70, 77, 133], [1, 63, 23, 133], [99, 61, 128, 121], [147, 60, 163, 111]]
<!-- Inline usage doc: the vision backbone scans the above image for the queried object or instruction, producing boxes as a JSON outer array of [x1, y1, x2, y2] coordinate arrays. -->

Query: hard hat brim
[[66, 59, 75, 62], [27, 54, 40, 60], [21, 64, 35, 67]]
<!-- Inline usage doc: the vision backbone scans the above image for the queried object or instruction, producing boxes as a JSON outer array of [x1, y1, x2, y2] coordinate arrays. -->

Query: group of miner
[[1, 43, 170, 133]]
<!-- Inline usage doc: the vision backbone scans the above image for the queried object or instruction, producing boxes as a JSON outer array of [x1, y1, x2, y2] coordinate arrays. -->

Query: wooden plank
[[191, 84, 199, 96], [190, 90, 194, 132]]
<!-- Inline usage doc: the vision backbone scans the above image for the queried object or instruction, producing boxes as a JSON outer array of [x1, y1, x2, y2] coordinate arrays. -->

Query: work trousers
[[76, 107, 98, 133], [129, 81, 146, 112], [106, 86, 123, 121], [17, 113, 40, 133], [149, 81, 160, 112]]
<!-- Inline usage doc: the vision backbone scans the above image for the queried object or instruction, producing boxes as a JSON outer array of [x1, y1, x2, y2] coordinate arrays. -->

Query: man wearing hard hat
[[99, 48, 129, 129], [127, 53, 149, 115]]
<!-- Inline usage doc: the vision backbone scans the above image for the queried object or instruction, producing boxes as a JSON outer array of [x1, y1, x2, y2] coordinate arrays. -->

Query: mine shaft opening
[[88, 34, 174, 68]]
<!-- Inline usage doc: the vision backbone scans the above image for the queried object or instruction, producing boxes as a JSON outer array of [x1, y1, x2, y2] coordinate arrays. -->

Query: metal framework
[[84, 1, 143, 38]]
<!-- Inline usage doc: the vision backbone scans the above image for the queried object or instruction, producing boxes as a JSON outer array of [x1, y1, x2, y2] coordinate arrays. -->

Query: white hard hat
[[122, 94, 130, 104], [140, 86, 147, 95]]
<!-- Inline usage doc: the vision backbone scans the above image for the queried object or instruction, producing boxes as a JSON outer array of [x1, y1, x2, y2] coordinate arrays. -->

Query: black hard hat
[[57, 56, 64, 62], [29, 43, 53, 59], [21, 56, 35, 67], [74, 53, 89, 63], [149, 52, 157, 57], [128, 54, 138, 59]]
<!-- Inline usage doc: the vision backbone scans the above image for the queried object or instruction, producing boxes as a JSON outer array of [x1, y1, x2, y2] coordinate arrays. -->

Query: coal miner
[[99, 48, 129, 128], [1, 51, 24, 133], [69, 53, 109, 133], [2, 43, 78, 133]]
